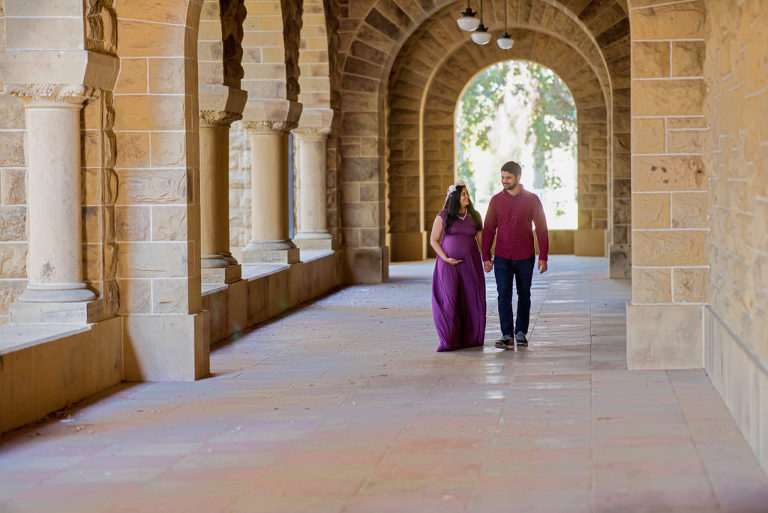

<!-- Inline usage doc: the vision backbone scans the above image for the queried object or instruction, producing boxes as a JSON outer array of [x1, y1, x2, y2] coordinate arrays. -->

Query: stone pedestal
[[10, 96, 97, 324], [626, 303, 703, 369], [242, 121, 300, 264], [293, 128, 335, 251], [200, 112, 242, 284]]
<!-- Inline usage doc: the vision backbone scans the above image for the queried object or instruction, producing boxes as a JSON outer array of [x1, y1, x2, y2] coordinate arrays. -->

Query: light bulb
[[471, 25, 491, 45], [457, 7, 481, 31], [497, 33, 514, 50]]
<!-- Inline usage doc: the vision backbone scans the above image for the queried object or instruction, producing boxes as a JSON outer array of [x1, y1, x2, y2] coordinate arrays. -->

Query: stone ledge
[[0, 317, 122, 434], [0, 324, 89, 355], [205, 251, 344, 348]]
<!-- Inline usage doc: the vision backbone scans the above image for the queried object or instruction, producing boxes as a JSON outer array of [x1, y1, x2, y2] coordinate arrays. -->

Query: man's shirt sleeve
[[533, 195, 549, 261], [481, 197, 496, 262]]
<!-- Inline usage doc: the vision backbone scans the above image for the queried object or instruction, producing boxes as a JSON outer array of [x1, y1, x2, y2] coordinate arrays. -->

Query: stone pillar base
[[390, 231, 427, 262], [241, 247, 300, 264], [626, 303, 703, 370], [10, 298, 104, 325], [202, 264, 242, 284], [574, 229, 606, 256], [610, 243, 631, 279], [122, 313, 208, 382], [294, 234, 336, 251], [345, 246, 389, 284]]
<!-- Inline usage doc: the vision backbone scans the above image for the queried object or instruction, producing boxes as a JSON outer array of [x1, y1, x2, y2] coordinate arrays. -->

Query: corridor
[[1, 256, 767, 512]]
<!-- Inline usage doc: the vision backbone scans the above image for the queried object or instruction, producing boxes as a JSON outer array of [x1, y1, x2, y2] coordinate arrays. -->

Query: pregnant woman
[[430, 182, 486, 352]]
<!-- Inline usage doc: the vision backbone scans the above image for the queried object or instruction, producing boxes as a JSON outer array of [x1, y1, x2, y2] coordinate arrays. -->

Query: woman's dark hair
[[443, 184, 482, 233]]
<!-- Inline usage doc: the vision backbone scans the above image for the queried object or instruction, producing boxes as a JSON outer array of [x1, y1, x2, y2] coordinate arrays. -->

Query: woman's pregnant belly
[[441, 235, 477, 260]]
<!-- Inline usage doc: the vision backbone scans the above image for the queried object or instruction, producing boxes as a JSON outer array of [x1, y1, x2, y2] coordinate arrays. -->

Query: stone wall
[[0, 90, 26, 324], [626, 0, 708, 369], [703, 0, 768, 472]]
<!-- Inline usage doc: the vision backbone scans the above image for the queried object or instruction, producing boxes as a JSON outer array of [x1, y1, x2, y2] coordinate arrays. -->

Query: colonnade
[[9, 101, 335, 323]]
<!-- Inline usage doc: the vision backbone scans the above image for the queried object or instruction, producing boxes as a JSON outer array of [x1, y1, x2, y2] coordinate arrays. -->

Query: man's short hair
[[501, 161, 521, 176]]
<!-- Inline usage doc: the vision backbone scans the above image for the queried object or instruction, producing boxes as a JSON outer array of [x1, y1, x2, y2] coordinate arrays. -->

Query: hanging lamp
[[457, 0, 481, 31], [497, 0, 514, 50], [471, 0, 491, 45]]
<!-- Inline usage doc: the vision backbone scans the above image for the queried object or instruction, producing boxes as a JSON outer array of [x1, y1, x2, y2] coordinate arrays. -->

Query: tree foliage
[[456, 61, 576, 216]]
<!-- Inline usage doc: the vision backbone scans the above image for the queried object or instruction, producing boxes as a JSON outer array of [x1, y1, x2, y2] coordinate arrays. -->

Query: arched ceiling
[[341, 0, 629, 96]]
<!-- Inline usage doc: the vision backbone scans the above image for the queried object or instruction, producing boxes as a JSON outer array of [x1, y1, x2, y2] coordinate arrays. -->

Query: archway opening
[[455, 61, 577, 230]]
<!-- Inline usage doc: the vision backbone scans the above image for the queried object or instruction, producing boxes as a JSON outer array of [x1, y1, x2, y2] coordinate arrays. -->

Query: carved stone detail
[[243, 120, 298, 133], [221, 0, 246, 86], [324, 0, 342, 112], [281, 0, 304, 102], [200, 109, 243, 127], [85, 0, 118, 56], [293, 127, 331, 139], [5, 84, 99, 104]]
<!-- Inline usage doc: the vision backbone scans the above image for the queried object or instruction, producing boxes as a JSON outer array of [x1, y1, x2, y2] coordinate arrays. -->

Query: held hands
[[538, 260, 548, 274], [483, 260, 493, 273]]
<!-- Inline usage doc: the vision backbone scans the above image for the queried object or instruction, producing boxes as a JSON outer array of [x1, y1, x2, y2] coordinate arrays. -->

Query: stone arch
[[388, 29, 608, 260], [339, 0, 628, 282], [293, 0, 342, 247], [229, 0, 305, 254]]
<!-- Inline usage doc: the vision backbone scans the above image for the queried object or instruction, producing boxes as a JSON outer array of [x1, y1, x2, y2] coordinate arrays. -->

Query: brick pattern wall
[[0, 89, 26, 324], [112, 0, 204, 316], [705, 0, 768, 372], [629, 0, 708, 305], [241, 0, 302, 122]]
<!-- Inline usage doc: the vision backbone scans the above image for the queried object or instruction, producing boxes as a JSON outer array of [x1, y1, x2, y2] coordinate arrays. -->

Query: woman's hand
[[443, 257, 463, 265]]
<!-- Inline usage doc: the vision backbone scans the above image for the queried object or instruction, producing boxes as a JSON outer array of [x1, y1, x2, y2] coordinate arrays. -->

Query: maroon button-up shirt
[[481, 187, 549, 262]]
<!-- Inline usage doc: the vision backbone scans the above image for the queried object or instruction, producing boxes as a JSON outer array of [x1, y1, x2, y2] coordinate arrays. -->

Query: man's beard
[[503, 181, 517, 189]]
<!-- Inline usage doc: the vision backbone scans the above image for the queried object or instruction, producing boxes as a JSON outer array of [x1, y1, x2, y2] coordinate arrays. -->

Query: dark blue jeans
[[494, 255, 535, 338]]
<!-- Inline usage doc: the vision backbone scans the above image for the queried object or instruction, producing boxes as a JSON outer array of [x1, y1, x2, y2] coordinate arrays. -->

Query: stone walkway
[[1, 256, 767, 512]]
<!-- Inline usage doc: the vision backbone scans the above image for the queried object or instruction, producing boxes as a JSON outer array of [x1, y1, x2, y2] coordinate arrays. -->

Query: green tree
[[455, 60, 576, 218]]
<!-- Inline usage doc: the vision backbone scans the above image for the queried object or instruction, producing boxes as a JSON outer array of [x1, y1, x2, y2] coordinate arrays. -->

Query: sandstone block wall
[[629, 0, 707, 307], [703, 0, 768, 472], [0, 91, 26, 325], [113, 2, 203, 318]]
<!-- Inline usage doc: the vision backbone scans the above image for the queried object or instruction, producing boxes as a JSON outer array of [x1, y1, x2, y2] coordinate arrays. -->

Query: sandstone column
[[11, 95, 95, 323], [293, 128, 334, 250], [200, 111, 242, 283], [241, 121, 299, 264]]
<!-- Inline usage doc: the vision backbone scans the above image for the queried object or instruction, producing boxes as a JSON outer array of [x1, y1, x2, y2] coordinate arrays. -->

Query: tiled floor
[[1, 256, 767, 512]]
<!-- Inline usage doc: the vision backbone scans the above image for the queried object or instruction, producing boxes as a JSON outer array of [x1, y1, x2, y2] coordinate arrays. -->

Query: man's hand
[[538, 260, 548, 274], [484, 260, 493, 273]]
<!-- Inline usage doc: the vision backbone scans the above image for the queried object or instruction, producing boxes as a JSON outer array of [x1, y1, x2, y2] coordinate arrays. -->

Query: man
[[482, 161, 549, 350]]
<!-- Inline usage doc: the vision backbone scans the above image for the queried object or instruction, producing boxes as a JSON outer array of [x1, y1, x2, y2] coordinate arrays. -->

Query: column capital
[[243, 120, 298, 134], [200, 109, 242, 127], [5, 83, 98, 106], [293, 126, 332, 139]]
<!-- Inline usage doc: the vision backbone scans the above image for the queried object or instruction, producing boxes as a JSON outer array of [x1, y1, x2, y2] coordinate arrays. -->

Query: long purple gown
[[431, 210, 486, 352]]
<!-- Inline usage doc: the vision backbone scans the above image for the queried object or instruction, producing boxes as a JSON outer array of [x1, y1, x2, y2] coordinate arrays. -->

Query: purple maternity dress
[[432, 210, 486, 352]]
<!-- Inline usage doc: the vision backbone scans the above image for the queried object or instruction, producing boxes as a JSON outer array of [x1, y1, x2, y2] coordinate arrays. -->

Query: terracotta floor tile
[[1, 257, 766, 512]]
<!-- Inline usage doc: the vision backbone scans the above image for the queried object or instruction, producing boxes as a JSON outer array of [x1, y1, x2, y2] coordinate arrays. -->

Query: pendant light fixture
[[471, 0, 491, 45], [497, 0, 514, 50], [457, 0, 481, 32]]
